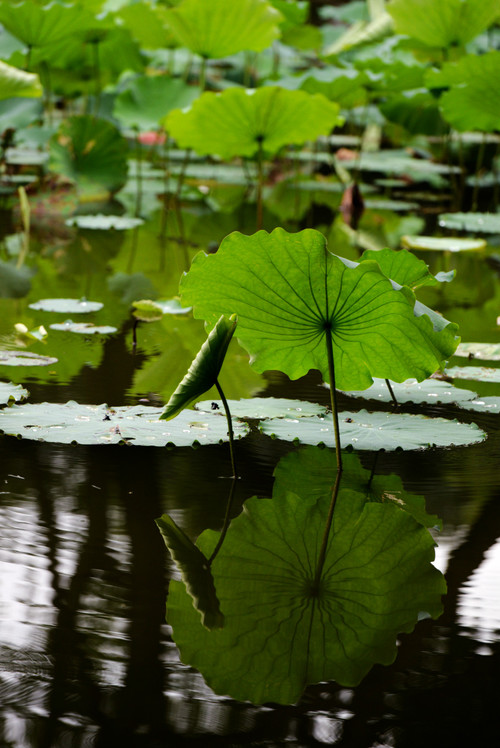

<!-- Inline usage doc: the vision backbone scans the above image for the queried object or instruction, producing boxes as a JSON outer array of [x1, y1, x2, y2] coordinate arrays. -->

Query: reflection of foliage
[[166, 448, 445, 704]]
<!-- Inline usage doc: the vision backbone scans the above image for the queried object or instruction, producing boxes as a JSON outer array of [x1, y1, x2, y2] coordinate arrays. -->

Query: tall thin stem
[[325, 326, 342, 473], [215, 378, 237, 479], [256, 138, 264, 230]]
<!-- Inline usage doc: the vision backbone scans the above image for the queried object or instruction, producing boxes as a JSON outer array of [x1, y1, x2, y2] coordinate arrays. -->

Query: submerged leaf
[[180, 228, 459, 391], [156, 514, 224, 630], [161, 315, 237, 421]]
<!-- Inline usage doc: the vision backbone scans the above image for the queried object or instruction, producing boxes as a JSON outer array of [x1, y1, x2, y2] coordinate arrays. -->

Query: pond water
[[1, 188, 500, 748]]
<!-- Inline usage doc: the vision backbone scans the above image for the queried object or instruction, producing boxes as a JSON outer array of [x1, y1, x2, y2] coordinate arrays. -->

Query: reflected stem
[[215, 378, 237, 480], [208, 476, 237, 566]]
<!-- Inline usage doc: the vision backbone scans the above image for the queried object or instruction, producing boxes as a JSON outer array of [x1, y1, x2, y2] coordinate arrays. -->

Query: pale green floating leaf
[[387, 0, 499, 48], [161, 315, 237, 421], [156, 514, 224, 630], [180, 228, 459, 391], [65, 214, 144, 230], [157, 299, 192, 315], [0, 381, 29, 405], [49, 321, 118, 335], [0, 351, 57, 367], [259, 410, 486, 450], [439, 212, 500, 234], [341, 150, 461, 177], [0, 402, 249, 446], [445, 366, 500, 383], [0, 61, 42, 100], [401, 236, 486, 253], [164, 0, 282, 58], [458, 397, 500, 414], [29, 298, 103, 313], [166, 87, 341, 160], [195, 397, 328, 419], [167, 481, 445, 703], [340, 378, 478, 406], [454, 342, 500, 361]]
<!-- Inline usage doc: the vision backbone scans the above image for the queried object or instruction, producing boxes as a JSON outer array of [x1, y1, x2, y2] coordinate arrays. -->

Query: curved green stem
[[215, 378, 237, 479], [325, 327, 342, 473]]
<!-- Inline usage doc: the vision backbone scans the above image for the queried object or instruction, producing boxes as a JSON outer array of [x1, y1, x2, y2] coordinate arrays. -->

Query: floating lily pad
[[65, 214, 144, 230], [259, 410, 486, 450], [438, 212, 500, 234], [157, 299, 192, 315], [458, 397, 500, 414], [0, 381, 29, 405], [0, 402, 249, 446], [401, 235, 486, 252], [0, 351, 58, 367], [445, 366, 500, 383], [49, 321, 118, 335], [195, 397, 328, 419], [454, 342, 500, 361], [28, 298, 104, 313], [340, 378, 478, 406]]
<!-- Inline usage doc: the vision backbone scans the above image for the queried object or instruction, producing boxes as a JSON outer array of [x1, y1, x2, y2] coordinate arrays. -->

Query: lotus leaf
[[0, 351, 57, 367], [195, 397, 328, 419], [0, 402, 249, 446], [360, 248, 454, 289], [0, 61, 42, 100], [29, 298, 103, 314], [164, 0, 282, 58], [0, 381, 29, 405], [180, 228, 459, 391], [438, 212, 500, 235], [339, 377, 477, 406], [65, 215, 144, 231], [445, 366, 500, 384], [454, 342, 500, 361], [49, 321, 117, 335], [387, 0, 499, 49], [259, 409, 486, 450], [166, 87, 341, 160], [401, 236, 486, 253], [167, 480, 445, 702], [0, 1, 95, 49], [114, 75, 200, 132], [49, 116, 128, 198]]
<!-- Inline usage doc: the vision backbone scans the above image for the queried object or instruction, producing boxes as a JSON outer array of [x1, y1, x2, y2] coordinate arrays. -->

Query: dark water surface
[[1, 212, 500, 747]]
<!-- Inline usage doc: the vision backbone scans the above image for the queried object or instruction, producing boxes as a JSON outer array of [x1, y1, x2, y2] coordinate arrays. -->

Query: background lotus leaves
[[166, 87, 341, 160], [164, 0, 282, 58], [180, 228, 459, 391], [114, 75, 201, 132]]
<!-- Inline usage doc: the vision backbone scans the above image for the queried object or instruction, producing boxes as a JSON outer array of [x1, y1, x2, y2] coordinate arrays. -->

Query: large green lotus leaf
[[259, 410, 486, 450], [438, 212, 500, 235], [432, 52, 500, 132], [166, 87, 341, 160], [0, 402, 249, 446], [49, 116, 128, 198], [161, 315, 237, 421], [114, 75, 200, 132], [445, 366, 500, 383], [454, 342, 500, 361], [401, 236, 486, 253], [156, 514, 224, 630], [0, 61, 41, 100], [0, 1, 95, 48], [164, 0, 282, 58], [273, 446, 441, 529], [29, 298, 103, 313], [180, 228, 459, 391], [387, 0, 499, 48], [167, 485, 445, 703], [195, 397, 328, 419], [0, 351, 57, 367], [0, 381, 29, 405], [360, 248, 454, 289], [340, 377, 477, 406]]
